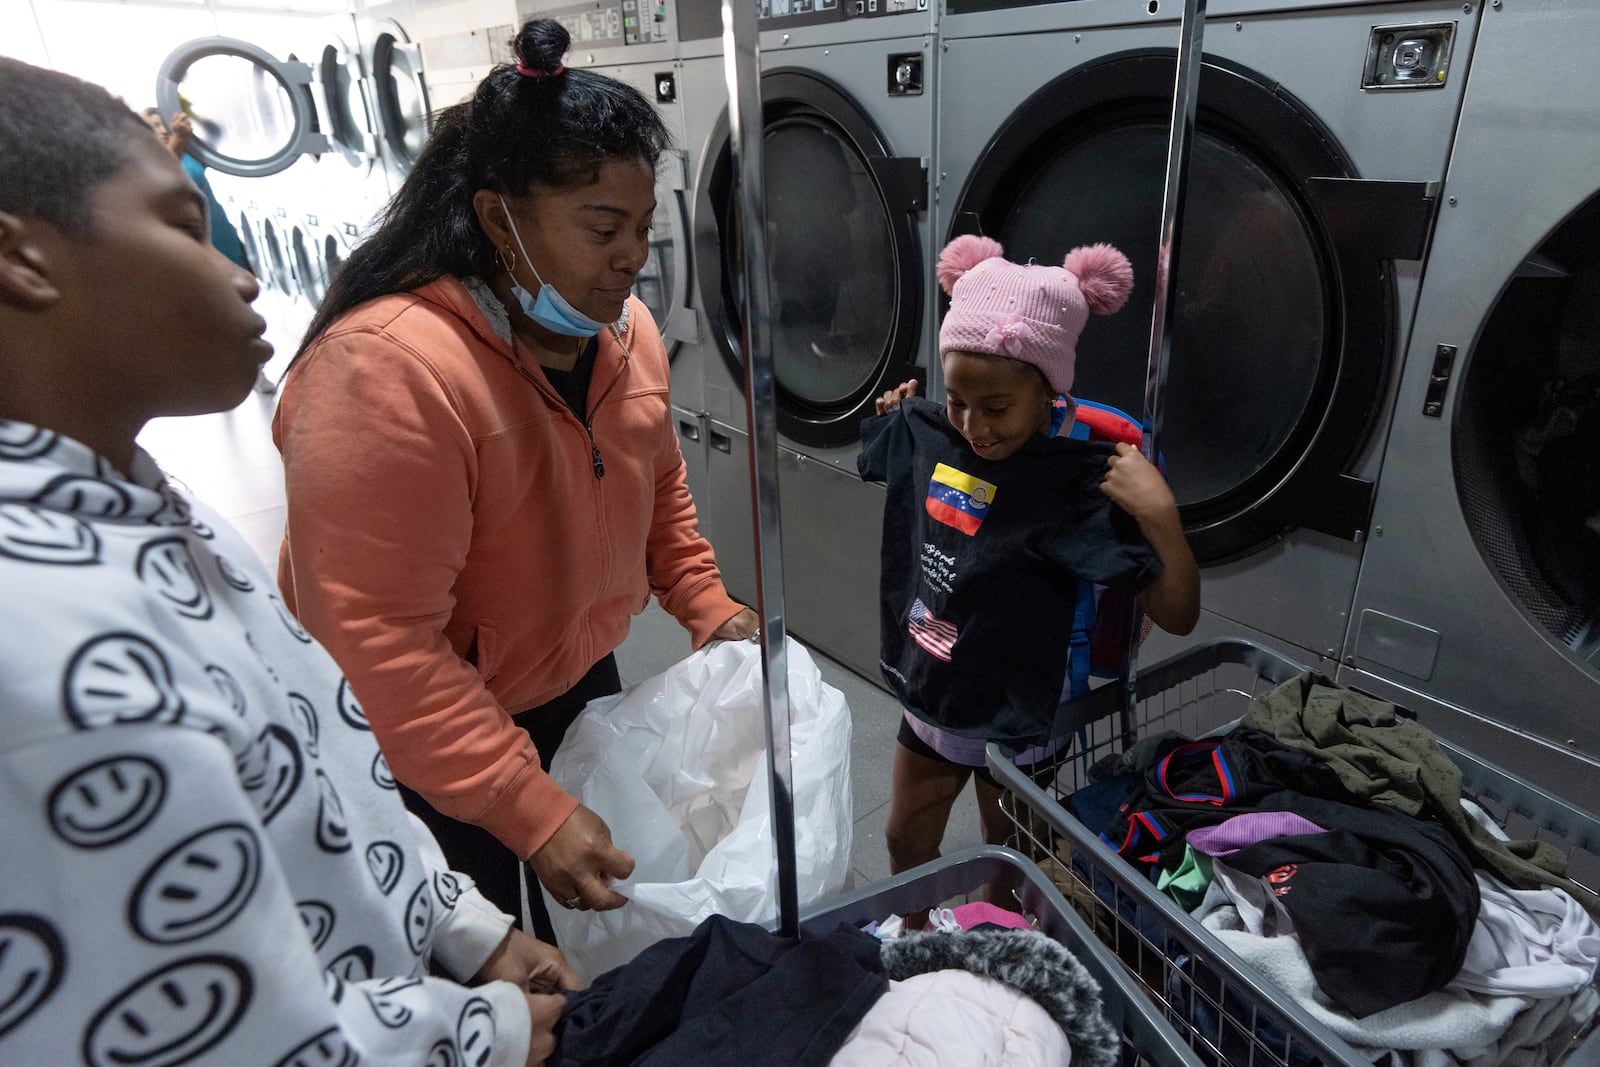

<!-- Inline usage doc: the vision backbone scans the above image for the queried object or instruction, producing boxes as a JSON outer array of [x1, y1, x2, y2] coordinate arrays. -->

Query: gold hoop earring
[[494, 245, 516, 274]]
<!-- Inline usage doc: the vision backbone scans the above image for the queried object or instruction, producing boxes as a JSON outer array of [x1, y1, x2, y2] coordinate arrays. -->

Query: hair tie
[[515, 62, 565, 79]]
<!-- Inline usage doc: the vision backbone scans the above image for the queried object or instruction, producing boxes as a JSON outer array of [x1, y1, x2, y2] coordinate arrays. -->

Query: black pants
[[400, 654, 623, 945]]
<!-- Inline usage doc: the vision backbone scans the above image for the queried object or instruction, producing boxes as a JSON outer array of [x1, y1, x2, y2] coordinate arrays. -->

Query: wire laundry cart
[[990, 638, 1600, 1067], [801, 844, 1206, 1067]]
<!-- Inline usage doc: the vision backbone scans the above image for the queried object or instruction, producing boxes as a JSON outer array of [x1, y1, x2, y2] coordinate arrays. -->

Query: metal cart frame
[[989, 638, 1600, 1067]]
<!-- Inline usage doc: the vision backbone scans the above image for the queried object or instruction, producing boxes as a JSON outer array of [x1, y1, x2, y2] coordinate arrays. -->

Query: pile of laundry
[[1065, 672, 1600, 1066], [549, 902, 1124, 1066]]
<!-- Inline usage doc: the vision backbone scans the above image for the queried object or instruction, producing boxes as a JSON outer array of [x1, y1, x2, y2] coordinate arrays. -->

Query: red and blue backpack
[[1051, 397, 1159, 691]]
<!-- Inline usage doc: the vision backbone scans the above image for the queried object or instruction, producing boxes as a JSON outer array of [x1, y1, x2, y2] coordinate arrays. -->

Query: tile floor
[[136, 287, 984, 894]]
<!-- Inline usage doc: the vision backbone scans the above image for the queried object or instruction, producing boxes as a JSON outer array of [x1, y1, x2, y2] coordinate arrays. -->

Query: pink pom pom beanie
[[936, 234, 1135, 396]]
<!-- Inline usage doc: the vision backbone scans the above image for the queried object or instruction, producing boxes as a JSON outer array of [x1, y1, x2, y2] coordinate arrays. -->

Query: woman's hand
[[527, 805, 635, 911], [474, 927, 582, 993], [712, 606, 760, 642], [875, 379, 919, 415]]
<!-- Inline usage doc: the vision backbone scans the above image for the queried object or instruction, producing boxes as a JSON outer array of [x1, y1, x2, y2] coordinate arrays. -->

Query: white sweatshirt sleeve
[[405, 810, 525, 982], [0, 723, 531, 1067]]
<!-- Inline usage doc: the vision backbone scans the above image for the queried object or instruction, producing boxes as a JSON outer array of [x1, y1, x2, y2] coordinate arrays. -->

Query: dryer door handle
[[867, 156, 928, 214]]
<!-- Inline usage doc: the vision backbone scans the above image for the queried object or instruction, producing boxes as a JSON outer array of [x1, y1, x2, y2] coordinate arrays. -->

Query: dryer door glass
[[1454, 190, 1600, 665], [177, 55, 295, 162], [1001, 123, 1325, 508], [761, 118, 896, 408]]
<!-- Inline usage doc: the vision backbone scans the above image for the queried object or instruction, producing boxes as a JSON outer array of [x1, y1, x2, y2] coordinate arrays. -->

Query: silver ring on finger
[[563, 896, 582, 909]]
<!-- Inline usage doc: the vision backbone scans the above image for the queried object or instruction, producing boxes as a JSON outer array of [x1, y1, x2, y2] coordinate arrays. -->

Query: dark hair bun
[[513, 19, 571, 75]]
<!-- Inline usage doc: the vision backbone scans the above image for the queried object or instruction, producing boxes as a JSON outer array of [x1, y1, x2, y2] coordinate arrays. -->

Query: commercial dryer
[[355, 0, 434, 196], [937, 0, 1479, 671], [679, 0, 938, 679], [1343, 0, 1600, 809]]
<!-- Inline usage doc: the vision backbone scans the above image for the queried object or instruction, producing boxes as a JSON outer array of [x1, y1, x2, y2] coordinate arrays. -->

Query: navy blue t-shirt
[[858, 398, 1161, 751]]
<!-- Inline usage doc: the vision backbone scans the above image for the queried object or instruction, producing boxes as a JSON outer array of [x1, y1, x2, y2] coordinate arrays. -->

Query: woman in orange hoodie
[[274, 18, 757, 941]]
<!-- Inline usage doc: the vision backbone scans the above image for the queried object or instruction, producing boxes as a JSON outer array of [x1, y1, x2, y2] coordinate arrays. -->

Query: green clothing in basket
[[1241, 673, 1600, 919]]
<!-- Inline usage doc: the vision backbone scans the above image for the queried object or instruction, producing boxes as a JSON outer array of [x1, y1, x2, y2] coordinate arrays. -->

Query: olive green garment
[[1240, 673, 1600, 920]]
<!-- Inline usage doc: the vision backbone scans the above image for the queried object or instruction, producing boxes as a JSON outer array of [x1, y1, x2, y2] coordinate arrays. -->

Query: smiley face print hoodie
[[0, 420, 535, 1067]]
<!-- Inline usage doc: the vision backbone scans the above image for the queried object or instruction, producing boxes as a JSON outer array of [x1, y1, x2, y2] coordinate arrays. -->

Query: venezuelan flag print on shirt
[[925, 463, 997, 536]]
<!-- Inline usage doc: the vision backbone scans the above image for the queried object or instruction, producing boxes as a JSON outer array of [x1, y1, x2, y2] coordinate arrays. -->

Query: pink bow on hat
[[984, 317, 1035, 357]]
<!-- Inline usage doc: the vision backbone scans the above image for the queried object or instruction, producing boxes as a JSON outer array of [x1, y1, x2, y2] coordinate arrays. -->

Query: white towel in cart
[[1199, 903, 1598, 1066], [1451, 874, 1600, 999]]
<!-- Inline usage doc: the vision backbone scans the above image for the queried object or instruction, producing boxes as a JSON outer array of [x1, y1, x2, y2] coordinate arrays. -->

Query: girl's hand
[[1100, 442, 1177, 524], [875, 379, 919, 415]]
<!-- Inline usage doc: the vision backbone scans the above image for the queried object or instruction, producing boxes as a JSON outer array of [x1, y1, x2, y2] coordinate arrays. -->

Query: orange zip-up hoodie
[[273, 276, 742, 859]]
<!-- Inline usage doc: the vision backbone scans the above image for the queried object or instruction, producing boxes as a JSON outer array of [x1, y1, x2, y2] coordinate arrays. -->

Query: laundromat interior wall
[[5, 0, 1599, 814]]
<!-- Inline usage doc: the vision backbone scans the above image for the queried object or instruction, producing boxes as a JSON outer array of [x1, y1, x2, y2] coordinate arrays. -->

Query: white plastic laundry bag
[[541, 636, 853, 981]]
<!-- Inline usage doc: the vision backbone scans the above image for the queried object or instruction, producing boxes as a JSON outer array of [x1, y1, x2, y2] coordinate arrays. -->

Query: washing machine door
[[367, 18, 432, 174], [156, 37, 331, 179], [950, 51, 1433, 563], [694, 70, 925, 447]]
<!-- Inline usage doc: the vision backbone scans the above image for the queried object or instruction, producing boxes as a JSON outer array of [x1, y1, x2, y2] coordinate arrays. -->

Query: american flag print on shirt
[[908, 598, 959, 661]]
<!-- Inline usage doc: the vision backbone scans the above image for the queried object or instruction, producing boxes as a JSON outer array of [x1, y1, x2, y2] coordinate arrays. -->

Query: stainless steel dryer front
[[1344, 0, 1600, 810], [681, 0, 938, 680], [937, 0, 1479, 671]]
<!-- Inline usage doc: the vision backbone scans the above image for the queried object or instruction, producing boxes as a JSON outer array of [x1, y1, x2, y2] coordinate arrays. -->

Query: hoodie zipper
[[582, 324, 630, 480], [505, 323, 630, 480]]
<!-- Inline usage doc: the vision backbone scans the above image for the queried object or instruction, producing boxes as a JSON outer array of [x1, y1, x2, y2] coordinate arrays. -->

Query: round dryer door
[[695, 70, 924, 447], [950, 52, 1411, 563], [237, 211, 264, 280], [258, 217, 297, 297], [290, 224, 329, 304], [638, 173, 693, 360], [318, 36, 379, 170], [156, 37, 330, 179], [368, 19, 431, 173], [1454, 190, 1600, 669]]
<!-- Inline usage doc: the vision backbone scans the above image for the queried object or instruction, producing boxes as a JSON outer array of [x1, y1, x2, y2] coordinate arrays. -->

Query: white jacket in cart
[[0, 421, 533, 1067]]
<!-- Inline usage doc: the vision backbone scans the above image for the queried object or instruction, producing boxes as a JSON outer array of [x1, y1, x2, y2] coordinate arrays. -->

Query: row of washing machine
[[512, 0, 1600, 808], [150, 1, 437, 320]]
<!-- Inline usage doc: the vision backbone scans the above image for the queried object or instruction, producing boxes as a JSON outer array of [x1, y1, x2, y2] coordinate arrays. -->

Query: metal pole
[[1124, 0, 1206, 716], [720, 0, 799, 937]]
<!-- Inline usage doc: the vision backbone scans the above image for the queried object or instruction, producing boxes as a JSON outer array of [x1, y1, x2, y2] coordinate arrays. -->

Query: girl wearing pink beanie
[[858, 235, 1200, 881]]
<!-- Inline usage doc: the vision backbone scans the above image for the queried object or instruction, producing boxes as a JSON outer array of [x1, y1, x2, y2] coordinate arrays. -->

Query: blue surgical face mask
[[496, 193, 610, 338]]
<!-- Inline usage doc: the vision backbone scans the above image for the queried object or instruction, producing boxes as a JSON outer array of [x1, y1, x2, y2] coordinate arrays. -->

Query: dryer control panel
[[680, 0, 916, 38], [519, 0, 668, 49]]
